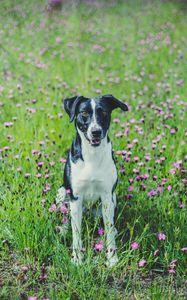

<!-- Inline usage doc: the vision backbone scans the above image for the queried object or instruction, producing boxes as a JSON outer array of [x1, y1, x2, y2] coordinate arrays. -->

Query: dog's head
[[64, 94, 128, 147]]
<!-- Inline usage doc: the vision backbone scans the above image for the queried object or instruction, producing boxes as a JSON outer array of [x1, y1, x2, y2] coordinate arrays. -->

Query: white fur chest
[[70, 136, 117, 205]]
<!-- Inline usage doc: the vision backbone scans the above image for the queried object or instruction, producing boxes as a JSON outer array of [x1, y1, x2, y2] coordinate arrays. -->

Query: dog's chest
[[70, 145, 117, 203]]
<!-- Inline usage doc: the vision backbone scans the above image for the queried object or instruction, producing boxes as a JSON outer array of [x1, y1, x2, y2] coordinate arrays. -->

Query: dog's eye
[[102, 111, 107, 117], [81, 111, 89, 117]]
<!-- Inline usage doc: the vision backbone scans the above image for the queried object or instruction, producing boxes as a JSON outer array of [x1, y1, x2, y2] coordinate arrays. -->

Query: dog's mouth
[[90, 137, 101, 147]]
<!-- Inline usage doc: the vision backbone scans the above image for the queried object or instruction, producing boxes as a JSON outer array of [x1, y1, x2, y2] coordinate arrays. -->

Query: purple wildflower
[[131, 242, 139, 250], [158, 232, 166, 240], [181, 247, 187, 252], [154, 249, 160, 256], [60, 205, 68, 215], [49, 204, 56, 212], [98, 227, 104, 236], [95, 240, 104, 251], [138, 259, 146, 267]]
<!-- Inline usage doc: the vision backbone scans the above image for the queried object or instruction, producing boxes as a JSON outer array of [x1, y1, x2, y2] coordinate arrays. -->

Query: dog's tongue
[[91, 138, 101, 145]]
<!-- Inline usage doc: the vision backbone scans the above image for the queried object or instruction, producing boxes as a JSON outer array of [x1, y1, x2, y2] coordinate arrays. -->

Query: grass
[[0, 0, 187, 299]]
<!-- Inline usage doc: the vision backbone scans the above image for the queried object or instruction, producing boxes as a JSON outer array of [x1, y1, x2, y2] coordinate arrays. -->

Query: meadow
[[0, 0, 187, 299]]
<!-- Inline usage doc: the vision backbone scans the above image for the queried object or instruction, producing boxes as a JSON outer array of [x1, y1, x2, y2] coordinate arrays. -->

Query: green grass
[[0, 0, 187, 299]]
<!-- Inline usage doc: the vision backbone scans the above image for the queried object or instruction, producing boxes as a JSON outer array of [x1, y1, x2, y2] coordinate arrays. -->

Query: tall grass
[[0, 1, 187, 299]]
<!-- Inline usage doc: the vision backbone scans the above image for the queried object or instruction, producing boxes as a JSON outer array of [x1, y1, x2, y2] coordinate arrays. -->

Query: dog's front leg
[[70, 197, 83, 265], [101, 193, 118, 267]]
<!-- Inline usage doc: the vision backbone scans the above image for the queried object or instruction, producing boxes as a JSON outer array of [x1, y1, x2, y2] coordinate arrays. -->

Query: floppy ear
[[102, 94, 128, 112], [63, 96, 85, 122]]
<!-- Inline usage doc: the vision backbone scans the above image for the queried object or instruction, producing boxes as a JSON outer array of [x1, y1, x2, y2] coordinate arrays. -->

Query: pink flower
[[25, 173, 31, 178], [170, 128, 176, 134], [160, 157, 166, 161], [3, 146, 10, 151], [131, 242, 139, 250], [98, 227, 104, 236], [95, 240, 104, 251], [170, 169, 176, 175], [128, 186, 133, 192], [181, 247, 187, 252], [115, 132, 123, 138], [21, 266, 29, 273], [127, 143, 133, 149], [37, 161, 44, 167], [167, 185, 172, 191], [113, 118, 120, 123], [143, 174, 149, 180], [4, 122, 13, 127], [35, 173, 42, 178], [138, 259, 146, 267], [43, 184, 51, 193], [154, 249, 160, 256], [49, 204, 56, 212], [60, 158, 67, 163], [56, 36, 62, 44], [157, 186, 163, 193], [124, 128, 129, 136], [62, 216, 68, 224], [133, 168, 140, 174], [158, 232, 166, 240], [28, 297, 37, 300], [134, 156, 139, 161], [120, 168, 125, 174], [145, 155, 151, 161], [27, 107, 36, 113], [116, 150, 121, 155], [179, 203, 185, 209], [138, 162, 144, 167], [32, 149, 40, 156], [60, 205, 68, 215]]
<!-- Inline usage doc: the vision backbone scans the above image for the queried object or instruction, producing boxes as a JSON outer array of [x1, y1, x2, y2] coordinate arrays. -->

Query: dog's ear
[[63, 96, 85, 122], [102, 94, 128, 112]]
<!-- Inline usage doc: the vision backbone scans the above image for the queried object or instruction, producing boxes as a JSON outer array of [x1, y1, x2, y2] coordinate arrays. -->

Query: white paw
[[106, 254, 118, 268], [56, 187, 66, 206], [71, 252, 83, 265]]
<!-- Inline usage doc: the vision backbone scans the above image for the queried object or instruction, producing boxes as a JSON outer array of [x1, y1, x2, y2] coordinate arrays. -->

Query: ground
[[0, 0, 187, 299]]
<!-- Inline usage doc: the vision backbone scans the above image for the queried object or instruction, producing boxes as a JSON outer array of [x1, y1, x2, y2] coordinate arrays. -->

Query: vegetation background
[[0, 0, 186, 299]]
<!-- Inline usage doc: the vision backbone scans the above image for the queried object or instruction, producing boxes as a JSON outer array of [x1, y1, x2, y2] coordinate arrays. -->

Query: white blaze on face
[[87, 99, 102, 140]]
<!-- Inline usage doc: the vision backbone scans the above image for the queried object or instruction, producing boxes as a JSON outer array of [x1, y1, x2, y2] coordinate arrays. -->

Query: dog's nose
[[91, 129, 102, 137]]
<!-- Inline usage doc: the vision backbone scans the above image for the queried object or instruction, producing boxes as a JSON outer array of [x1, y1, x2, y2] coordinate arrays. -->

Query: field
[[0, 0, 187, 299]]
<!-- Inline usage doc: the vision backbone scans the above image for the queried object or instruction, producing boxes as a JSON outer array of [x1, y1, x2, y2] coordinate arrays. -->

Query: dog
[[56, 94, 128, 267]]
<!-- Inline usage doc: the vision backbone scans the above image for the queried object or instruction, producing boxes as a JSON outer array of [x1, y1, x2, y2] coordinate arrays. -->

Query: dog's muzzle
[[90, 128, 102, 146]]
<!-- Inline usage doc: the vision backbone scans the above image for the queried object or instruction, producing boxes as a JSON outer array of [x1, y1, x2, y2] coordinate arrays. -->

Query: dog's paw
[[106, 254, 118, 268], [56, 187, 66, 206], [71, 252, 83, 266]]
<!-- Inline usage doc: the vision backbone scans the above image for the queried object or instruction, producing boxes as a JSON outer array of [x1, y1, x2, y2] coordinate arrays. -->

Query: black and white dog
[[56, 94, 128, 267]]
